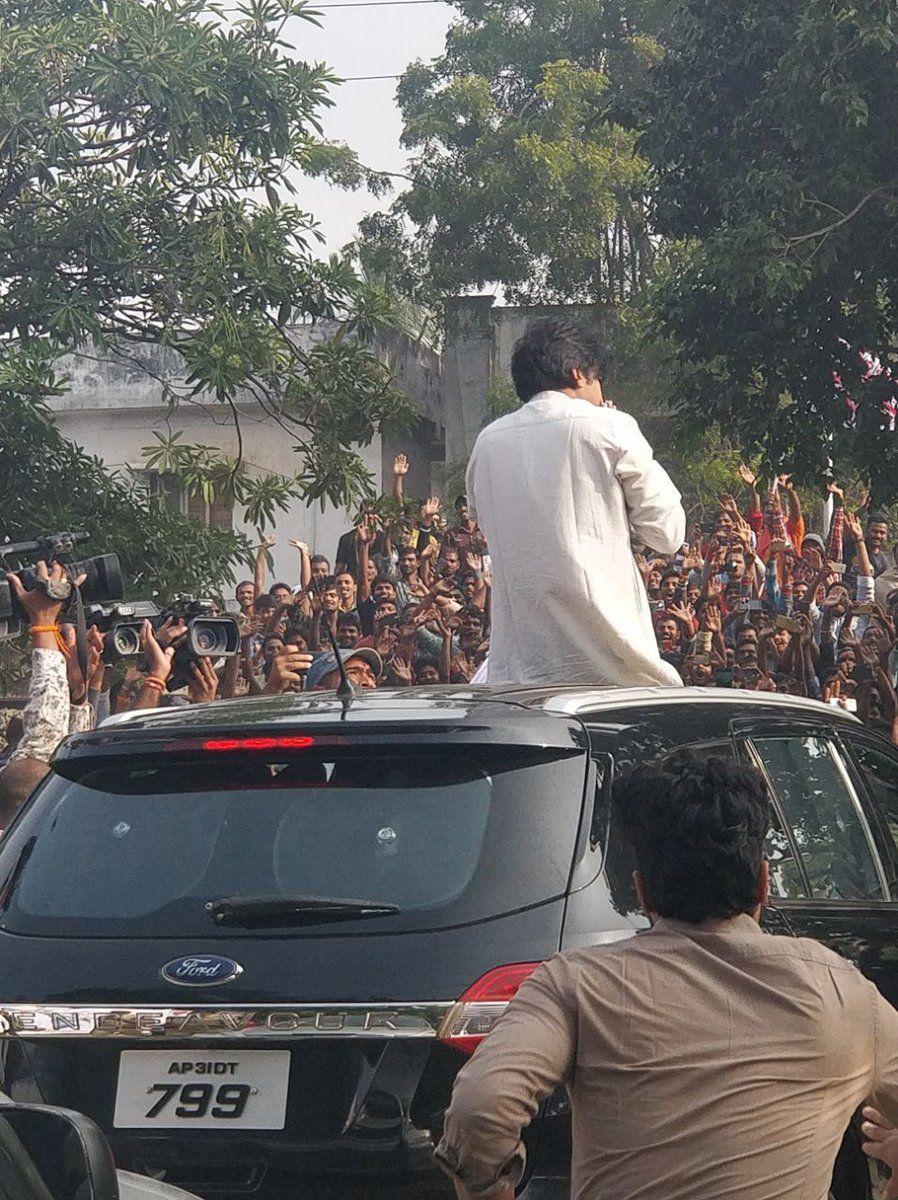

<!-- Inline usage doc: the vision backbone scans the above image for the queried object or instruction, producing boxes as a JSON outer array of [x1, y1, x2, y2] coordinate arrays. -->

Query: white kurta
[[467, 391, 686, 688]]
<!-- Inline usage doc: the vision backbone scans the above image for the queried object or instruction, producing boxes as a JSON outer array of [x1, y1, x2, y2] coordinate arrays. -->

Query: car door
[[732, 719, 898, 1009]]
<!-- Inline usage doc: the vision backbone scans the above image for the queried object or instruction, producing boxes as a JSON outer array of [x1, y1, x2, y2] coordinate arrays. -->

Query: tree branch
[[786, 185, 897, 246]]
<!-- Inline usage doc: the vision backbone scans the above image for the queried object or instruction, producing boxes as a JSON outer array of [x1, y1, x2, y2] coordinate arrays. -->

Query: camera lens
[[193, 621, 228, 655], [111, 625, 141, 657], [69, 554, 124, 604]]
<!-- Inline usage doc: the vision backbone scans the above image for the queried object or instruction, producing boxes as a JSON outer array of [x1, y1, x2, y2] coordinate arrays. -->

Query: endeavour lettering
[[0, 1004, 453, 1039]]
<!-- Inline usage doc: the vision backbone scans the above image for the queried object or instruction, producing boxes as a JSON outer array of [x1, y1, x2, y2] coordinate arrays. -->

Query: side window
[[846, 739, 898, 861], [751, 736, 883, 902]]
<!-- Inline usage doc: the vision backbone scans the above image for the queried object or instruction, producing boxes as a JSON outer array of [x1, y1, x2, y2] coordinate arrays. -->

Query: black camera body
[[85, 600, 161, 663], [0, 533, 123, 640], [161, 595, 240, 690]]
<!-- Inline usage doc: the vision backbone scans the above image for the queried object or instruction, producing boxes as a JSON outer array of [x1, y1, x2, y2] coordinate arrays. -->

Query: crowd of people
[[0, 451, 896, 823], [206, 457, 898, 745]]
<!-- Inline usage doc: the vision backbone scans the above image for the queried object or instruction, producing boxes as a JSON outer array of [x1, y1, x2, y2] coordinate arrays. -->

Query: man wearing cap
[[306, 647, 382, 691]]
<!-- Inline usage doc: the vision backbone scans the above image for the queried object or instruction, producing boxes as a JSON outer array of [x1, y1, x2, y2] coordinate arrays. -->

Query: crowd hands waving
[[641, 469, 898, 746]]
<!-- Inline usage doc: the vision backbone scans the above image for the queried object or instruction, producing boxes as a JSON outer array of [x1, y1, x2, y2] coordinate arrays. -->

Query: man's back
[[440, 917, 898, 1200], [467, 390, 685, 687]]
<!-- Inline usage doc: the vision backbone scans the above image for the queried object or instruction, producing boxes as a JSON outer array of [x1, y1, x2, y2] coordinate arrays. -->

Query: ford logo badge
[[161, 955, 243, 987]]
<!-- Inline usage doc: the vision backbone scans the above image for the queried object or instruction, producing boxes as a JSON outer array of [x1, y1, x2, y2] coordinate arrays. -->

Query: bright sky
[[288, 1, 455, 253]]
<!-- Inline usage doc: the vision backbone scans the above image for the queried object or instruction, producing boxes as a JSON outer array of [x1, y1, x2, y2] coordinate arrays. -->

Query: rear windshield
[[0, 746, 586, 937]]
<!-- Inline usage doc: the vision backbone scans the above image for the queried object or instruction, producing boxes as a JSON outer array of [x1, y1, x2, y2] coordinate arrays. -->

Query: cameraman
[[0, 562, 95, 827]]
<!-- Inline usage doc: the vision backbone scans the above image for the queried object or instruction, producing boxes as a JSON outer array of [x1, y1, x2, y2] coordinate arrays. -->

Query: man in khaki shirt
[[436, 751, 898, 1200]]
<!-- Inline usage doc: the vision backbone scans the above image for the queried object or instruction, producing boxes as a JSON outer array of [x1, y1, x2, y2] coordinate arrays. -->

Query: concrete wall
[[47, 325, 445, 586], [440, 297, 615, 461]]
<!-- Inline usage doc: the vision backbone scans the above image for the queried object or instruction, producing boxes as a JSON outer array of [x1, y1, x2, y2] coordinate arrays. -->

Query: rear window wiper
[[206, 894, 400, 928]]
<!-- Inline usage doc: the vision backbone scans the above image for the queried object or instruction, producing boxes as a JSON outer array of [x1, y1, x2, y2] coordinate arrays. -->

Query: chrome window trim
[[544, 687, 862, 721], [0, 1003, 454, 1040]]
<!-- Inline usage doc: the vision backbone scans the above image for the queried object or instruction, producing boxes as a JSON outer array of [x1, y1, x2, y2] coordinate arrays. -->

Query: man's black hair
[[320, 575, 339, 591], [270, 581, 292, 594], [867, 510, 889, 527], [614, 750, 769, 924], [254, 594, 277, 611], [510, 317, 610, 403], [310, 554, 330, 567], [455, 495, 468, 510], [660, 568, 680, 583], [236, 579, 254, 590], [337, 610, 360, 627], [373, 575, 396, 590]]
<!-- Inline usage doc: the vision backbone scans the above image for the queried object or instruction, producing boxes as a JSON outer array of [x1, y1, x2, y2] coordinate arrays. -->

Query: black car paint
[[0, 688, 894, 1199]]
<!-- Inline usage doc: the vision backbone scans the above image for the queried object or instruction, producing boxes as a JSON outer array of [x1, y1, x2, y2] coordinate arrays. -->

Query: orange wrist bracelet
[[30, 624, 68, 655], [142, 677, 166, 693]]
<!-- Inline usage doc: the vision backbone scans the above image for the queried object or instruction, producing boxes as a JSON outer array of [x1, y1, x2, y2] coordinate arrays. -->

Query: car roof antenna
[[317, 582, 355, 716]]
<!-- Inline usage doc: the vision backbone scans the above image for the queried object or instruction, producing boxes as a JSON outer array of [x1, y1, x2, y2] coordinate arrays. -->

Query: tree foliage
[[0, 349, 253, 597], [0, 0, 414, 584], [361, 0, 662, 304], [645, 0, 898, 504]]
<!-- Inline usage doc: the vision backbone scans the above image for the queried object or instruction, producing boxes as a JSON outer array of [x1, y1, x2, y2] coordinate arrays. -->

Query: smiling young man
[[466, 317, 686, 687], [437, 752, 898, 1200]]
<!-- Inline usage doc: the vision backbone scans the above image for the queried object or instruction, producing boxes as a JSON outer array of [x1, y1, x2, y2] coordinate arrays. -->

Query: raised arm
[[392, 453, 409, 502], [289, 539, 312, 593], [254, 532, 276, 597], [356, 519, 373, 603]]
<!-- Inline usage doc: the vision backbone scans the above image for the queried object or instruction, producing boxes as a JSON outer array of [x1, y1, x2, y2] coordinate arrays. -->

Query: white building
[[47, 325, 445, 585]]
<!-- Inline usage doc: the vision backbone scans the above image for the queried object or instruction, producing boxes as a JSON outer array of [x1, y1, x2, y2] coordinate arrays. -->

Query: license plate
[[114, 1049, 290, 1129]]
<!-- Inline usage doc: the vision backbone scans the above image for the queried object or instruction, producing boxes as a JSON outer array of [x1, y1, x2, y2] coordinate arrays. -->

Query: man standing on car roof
[[436, 751, 898, 1200], [466, 317, 686, 687]]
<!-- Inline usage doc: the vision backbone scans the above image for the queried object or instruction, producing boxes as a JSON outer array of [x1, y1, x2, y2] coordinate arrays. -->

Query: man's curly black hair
[[614, 750, 770, 924], [510, 317, 611, 403]]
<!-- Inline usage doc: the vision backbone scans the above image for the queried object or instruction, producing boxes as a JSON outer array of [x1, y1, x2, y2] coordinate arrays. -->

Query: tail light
[[438, 962, 542, 1056], [202, 736, 315, 752]]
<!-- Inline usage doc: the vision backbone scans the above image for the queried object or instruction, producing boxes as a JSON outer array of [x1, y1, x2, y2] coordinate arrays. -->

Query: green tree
[[361, 0, 662, 304], [645, 0, 898, 505], [0, 0, 414, 586], [0, 348, 252, 597]]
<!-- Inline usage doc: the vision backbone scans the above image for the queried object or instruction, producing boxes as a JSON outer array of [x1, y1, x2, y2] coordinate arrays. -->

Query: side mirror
[[0, 1103, 119, 1200]]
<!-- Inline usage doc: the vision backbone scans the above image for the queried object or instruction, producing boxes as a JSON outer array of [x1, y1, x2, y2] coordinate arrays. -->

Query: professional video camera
[[84, 600, 161, 663], [161, 595, 240, 690], [0, 533, 123, 640]]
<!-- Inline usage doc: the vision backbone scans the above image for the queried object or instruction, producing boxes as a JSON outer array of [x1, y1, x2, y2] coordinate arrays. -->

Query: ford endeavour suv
[[0, 686, 895, 1200]]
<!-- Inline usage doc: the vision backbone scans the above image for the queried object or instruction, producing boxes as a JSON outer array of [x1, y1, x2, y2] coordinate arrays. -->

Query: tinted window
[[845, 734, 897, 878], [752, 737, 882, 901], [0, 747, 586, 937], [847, 739, 898, 866]]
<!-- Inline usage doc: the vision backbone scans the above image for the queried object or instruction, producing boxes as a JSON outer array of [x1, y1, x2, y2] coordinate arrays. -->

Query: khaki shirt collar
[[650, 913, 765, 941]]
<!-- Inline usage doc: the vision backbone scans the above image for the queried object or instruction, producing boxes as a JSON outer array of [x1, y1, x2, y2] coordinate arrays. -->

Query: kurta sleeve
[[611, 414, 686, 555], [8, 649, 71, 765]]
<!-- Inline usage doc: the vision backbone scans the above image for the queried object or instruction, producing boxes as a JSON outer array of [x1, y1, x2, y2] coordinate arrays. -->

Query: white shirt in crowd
[[467, 390, 686, 688]]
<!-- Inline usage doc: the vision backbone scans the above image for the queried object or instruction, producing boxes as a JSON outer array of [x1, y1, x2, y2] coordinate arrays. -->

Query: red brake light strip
[[202, 736, 316, 752]]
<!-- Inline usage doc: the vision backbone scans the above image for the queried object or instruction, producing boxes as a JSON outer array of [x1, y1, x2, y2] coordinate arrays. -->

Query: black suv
[[0, 685, 895, 1200]]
